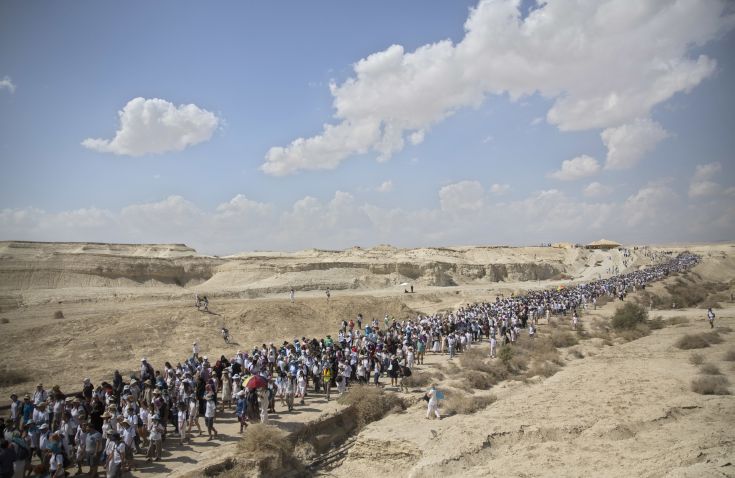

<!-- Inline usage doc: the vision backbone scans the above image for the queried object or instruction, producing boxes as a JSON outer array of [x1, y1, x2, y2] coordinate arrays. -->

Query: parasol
[[243, 375, 268, 390]]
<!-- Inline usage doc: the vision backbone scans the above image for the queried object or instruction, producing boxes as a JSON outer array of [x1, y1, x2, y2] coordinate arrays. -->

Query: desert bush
[[498, 346, 514, 367], [648, 317, 665, 330], [443, 392, 496, 415], [667, 316, 689, 326], [666, 280, 708, 308], [690, 375, 730, 395], [460, 348, 495, 374], [688, 353, 704, 365], [723, 348, 735, 362], [675, 332, 721, 350], [702, 331, 723, 344], [404, 371, 434, 388], [618, 324, 651, 342], [53, 310, 64, 319], [461, 370, 496, 390], [0, 369, 30, 387], [237, 423, 301, 475], [569, 349, 585, 359], [526, 362, 561, 378], [717, 326, 733, 334], [595, 295, 613, 307], [551, 331, 578, 348], [0, 318, 8, 324], [676, 334, 710, 350], [337, 385, 402, 428], [611, 303, 648, 330], [699, 363, 722, 375]]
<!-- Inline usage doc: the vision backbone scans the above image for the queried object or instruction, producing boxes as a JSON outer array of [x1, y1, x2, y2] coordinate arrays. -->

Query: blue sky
[[1, 0, 734, 254]]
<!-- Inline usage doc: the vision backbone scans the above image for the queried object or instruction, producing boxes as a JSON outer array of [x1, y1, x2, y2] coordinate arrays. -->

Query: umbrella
[[399, 282, 409, 286], [243, 375, 268, 390]]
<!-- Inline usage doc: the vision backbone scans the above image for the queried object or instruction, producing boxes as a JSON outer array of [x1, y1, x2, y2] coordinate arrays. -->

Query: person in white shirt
[[146, 417, 164, 462], [204, 394, 218, 440], [105, 432, 126, 478], [425, 384, 441, 420]]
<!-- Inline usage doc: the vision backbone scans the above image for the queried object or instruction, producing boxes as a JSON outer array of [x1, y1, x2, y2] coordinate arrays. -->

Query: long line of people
[[0, 252, 699, 478]]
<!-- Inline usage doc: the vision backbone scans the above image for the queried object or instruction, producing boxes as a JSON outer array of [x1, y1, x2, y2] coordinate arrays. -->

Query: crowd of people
[[0, 252, 699, 478]]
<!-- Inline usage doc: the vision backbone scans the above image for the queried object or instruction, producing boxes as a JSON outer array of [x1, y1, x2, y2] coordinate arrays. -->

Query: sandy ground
[[1, 241, 733, 477], [325, 307, 735, 478]]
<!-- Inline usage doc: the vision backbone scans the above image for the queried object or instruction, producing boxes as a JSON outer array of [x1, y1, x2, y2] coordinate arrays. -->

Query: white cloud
[[376, 180, 394, 193], [689, 162, 724, 198], [530, 117, 543, 126], [82, 97, 220, 156], [2, 183, 734, 253], [622, 181, 678, 227], [215, 194, 273, 218], [490, 183, 510, 195], [262, 0, 733, 174], [439, 181, 484, 211], [602, 118, 669, 170], [0, 76, 16, 94], [583, 182, 614, 198], [549, 155, 600, 181]]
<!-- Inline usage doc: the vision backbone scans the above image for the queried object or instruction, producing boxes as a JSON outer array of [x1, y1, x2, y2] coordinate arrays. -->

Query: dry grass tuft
[[699, 363, 722, 375], [53, 310, 65, 319], [688, 353, 704, 365], [337, 384, 403, 428], [0, 368, 30, 387], [667, 316, 689, 326], [526, 361, 561, 378], [462, 370, 497, 390], [723, 348, 735, 362], [404, 370, 439, 388], [691, 375, 730, 395], [236, 423, 302, 476], [675, 332, 721, 350], [569, 349, 585, 359], [0, 318, 8, 324], [443, 392, 496, 415], [550, 331, 578, 348]]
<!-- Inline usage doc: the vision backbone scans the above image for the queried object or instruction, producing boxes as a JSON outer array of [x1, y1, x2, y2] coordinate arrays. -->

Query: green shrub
[[611, 303, 648, 330]]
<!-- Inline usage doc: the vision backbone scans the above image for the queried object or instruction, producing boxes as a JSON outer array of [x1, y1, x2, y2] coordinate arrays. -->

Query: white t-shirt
[[205, 400, 216, 418]]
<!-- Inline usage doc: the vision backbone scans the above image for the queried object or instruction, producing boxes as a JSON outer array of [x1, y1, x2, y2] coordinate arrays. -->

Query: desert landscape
[[1, 240, 733, 477]]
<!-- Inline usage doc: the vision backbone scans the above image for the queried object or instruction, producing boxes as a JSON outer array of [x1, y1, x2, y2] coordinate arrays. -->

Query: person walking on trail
[[425, 384, 441, 420], [290, 288, 295, 303], [204, 394, 218, 441], [326, 288, 331, 301], [707, 308, 715, 329]]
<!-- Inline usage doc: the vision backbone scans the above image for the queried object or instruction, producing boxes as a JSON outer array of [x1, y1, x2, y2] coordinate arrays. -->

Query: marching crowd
[[0, 252, 699, 478]]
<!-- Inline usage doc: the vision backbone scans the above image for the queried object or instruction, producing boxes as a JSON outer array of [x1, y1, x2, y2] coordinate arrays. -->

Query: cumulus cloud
[[82, 97, 220, 156], [490, 183, 510, 195], [602, 118, 669, 170], [262, 0, 733, 175], [622, 181, 678, 227], [689, 162, 724, 198], [549, 155, 600, 181], [0, 76, 16, 94], [376, 180, 394, 193], [2, 182, 734, 252], [439, 181, 484, 211], [583, 182, 614, 198]]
